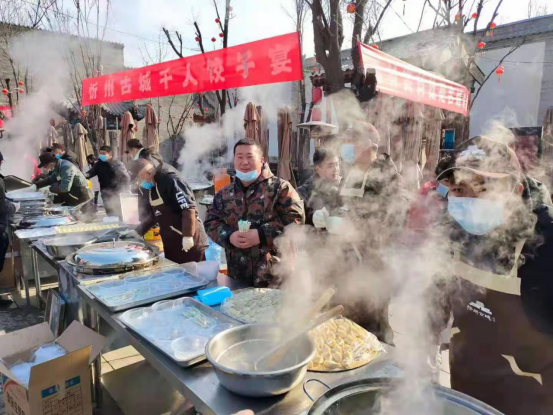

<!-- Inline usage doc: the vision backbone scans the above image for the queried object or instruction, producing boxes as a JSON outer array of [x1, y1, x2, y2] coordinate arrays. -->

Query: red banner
[[359, 42, 470, 116], [82, 33, 303, 106]]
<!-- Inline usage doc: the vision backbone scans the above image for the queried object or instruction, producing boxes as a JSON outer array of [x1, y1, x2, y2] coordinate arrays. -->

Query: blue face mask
[[448, 197, 505, 235], [436, 183, 449, 198], [235, 169, 260, 183], [98, 154, 108, 162], [55, 154, 62, 159], [340, 144, 356, 164], [140, 180, 154, 190]]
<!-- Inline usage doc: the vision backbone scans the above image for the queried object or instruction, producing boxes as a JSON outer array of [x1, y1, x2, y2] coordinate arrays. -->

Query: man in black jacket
[[435, 136, 553, 414], [85, 146, 130, 218], [51, 143, 79, 167], [0, 152, 18, 271]]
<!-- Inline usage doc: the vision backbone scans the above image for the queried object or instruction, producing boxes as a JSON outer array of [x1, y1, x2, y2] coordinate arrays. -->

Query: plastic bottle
[[214, 168, 230, 193]]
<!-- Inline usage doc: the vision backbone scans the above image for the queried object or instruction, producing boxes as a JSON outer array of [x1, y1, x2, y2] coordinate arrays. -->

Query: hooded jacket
[[205, 163, 305, 287]]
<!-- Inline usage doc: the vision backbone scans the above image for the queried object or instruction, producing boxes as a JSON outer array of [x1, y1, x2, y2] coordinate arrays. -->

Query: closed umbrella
[[45, 125, 58, 149], [423, 105, 445, 176], [244, 102, 260, 141], [542, 107, 553, 189], [277, 107, 296, 187], [120, 111, 136, 160], [258, 106, 269, 161], [73, 122, 88, 172], [143, 104, 159, 151]]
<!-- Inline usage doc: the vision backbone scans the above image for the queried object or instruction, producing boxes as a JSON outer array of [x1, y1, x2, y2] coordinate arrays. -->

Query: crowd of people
[[205, 129, 552, 414], [0, 122, 551, 413]]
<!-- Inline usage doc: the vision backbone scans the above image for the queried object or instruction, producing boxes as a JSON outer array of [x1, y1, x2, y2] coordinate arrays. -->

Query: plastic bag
[[3, 343, 67, 387], [308, 316, 384, 372], [31, 343, 67, 365]]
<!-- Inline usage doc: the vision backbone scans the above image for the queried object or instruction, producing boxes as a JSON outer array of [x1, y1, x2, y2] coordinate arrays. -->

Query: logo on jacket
[[154, 209, 161, 217], [467, 301, 495, 322], [175, 190, 189, 209]]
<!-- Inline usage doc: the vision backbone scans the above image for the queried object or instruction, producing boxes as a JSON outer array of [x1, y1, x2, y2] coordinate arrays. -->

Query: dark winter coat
[[297, 174, 342, 226], [204, 163, 305, 287], [86, 159, 130, 193], [136, 168, 209, 253]]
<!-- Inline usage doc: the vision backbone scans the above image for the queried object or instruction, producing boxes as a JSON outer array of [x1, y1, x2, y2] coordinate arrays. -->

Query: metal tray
[[219, 288, 283, 324], [85, 265, 209, 312], [118, 297, 241, 367]]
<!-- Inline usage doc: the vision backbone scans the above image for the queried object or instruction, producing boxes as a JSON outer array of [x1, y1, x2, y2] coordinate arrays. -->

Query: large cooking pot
[[304, 378, 503, 415], [206, 324, 315, 397], [66, 240, 158, 274], [41, 235, 98, 259]]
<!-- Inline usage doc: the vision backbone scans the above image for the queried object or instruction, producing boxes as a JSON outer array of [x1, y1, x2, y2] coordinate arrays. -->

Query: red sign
[[358, 43, 470, 116], [82, 33, 303, 106]]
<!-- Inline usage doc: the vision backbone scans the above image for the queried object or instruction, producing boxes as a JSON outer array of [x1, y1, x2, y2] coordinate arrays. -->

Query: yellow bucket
[[144, 226, 161, 241]]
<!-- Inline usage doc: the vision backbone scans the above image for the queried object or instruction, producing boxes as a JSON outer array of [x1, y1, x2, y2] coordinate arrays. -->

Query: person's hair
[[126, 139, 143, 150], [99, 145, 112, 154], [233, 139, 262, 156], [435, 154, 454, 179], [313, 148, 337, 167], [86, 154, 94, 160], [51, 143, 65, 151]]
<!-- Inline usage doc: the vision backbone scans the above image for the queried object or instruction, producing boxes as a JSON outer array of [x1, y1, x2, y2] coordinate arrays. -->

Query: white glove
[[312, 207, 329, 229], [13, 202, 20, 213], [182, 236, 194, 252]]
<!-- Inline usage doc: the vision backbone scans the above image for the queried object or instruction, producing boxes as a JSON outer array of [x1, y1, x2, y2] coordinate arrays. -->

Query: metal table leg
[[23, 273, 31, 308], [31, 248, 42, 309], [85, 301, 103, 408]]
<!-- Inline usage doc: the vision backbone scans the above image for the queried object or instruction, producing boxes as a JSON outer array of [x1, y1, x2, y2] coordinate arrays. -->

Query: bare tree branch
[[162, 27, 183, 58], [470, 38, 525, 108]]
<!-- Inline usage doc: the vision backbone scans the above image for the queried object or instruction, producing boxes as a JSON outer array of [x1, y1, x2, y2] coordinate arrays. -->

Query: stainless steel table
[[11, 225, 57, 307], [30, 240, 61, 308], [75, 276, 401, 415]]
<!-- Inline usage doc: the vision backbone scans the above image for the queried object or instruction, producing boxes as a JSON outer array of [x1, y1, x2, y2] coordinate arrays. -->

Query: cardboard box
[[0, 251, 19, 289], [0, 321, 107, 415]]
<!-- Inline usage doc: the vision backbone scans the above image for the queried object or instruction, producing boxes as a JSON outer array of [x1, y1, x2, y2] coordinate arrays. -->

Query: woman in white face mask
[[434, 136, 553, 414]]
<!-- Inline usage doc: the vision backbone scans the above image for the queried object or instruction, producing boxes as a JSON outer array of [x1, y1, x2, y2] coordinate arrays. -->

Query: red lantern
[[211, 37, 216, 42], [346, 3, 356, 14], [455, 13, 461, 20], [477, 41, 486, 56], [471, 12, 478, 19], [81, 110, 87, 115], [495, 65, 504, 84], [489, 22, 497, 38], [370, 44, 379, 50], [204, 107, 208, 111], [311, 67, 317, 72], [215, 18, 220, 23], [18, 81, 24, 86], [195, 36, 200, 42], [18, 89, 24, 94], [1, 89, 7, 95], [219, 32, 224, 38]]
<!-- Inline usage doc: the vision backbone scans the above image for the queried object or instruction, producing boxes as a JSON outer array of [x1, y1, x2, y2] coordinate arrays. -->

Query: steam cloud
[[1, 31, 71, 180], [178, 83, 289, 179]]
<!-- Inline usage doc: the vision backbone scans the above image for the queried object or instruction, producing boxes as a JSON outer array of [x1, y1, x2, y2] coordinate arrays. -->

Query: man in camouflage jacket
[[205, 139, 305, 287]]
